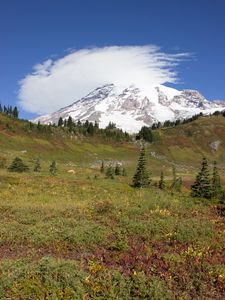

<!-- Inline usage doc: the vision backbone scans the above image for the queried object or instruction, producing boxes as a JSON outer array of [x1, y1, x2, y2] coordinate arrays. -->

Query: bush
[[8, 157, 29, 173], [0, 257, 87, 299], [105, 165, 114, 179]]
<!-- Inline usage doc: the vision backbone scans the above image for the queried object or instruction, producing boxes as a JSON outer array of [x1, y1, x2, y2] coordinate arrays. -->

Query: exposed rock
[[209, 140, 221, 151]]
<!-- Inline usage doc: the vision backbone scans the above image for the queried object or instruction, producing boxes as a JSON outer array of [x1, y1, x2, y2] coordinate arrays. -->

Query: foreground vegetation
[[0, 164, 224, 299]]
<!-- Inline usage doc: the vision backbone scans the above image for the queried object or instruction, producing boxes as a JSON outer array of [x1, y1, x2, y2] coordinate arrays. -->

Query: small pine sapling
[[49, 160, 57, 175], [159, 171, 166, 190]]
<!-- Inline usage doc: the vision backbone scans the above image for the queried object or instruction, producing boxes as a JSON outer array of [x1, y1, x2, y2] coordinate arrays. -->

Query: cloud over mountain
[[18, 45, 188, 114]]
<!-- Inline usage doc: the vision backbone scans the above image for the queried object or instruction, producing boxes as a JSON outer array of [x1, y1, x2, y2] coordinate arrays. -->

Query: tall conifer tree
[[191, 157, 212, 198], [58, 117, 63, 127], [132, 144, 150, 188], [13, 107, 19, 118]]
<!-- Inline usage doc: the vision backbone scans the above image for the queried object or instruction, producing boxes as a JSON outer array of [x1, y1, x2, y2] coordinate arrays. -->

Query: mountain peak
[[33, 84, 225, 133]]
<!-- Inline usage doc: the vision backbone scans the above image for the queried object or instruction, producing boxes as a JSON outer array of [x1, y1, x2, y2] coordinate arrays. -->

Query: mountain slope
[[150, 115, 225, 168], [33, 84, 225, 132], [1, 113, 225, 176]]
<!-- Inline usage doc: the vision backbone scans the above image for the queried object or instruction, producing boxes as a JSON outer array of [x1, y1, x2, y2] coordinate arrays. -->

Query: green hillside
[[151, 115, 225, 165], [0, 113, 224, 298], [1, 113, 225, 182]]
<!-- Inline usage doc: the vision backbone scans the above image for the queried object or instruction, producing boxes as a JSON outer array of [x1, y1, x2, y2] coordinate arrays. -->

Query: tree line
[[57, 117, 130, 142], [0, 103, 19, 118], [136, 110, 225, 142], [32, 109, 225, 143], [151, 111, 225, 131]]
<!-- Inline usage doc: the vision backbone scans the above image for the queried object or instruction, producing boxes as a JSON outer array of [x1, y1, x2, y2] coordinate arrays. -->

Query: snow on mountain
[[33, 84, 225, 133]]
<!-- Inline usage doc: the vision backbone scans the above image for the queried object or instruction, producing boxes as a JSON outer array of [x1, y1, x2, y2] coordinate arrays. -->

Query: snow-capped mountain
[[33, 84, 225, 133]]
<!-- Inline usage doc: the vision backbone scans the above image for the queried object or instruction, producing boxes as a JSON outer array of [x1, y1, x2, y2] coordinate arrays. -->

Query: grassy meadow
[[0, 163, 225, 299], [0, 114, 225, 299]]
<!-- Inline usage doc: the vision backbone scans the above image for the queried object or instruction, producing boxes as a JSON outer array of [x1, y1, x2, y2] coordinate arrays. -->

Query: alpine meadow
[[1, 1, 225, 299]]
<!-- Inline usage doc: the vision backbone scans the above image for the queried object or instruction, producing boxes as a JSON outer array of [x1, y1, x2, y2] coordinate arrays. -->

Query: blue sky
[[0, 0, 225, 119]]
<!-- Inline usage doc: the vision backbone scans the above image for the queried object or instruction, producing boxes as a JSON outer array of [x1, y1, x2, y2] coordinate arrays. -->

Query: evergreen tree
[[151, 123, 157, 130], [37, 121, 42, 131], [105, 165, 114, 179], [87, 122, 94, 135], [34, 158, 41, 172], [191, 157, 212, 199], [138, 126, 153, 142], [212, 161, 221, 198], [0, 103, 2, 113], [157, 122, 161, 128], [100, 161, 105, 173], [94, 121, 99, 129], [8, 157, 29, 173], [175, 119, 181, 126], [132, 144, 150, 188], [64, 119, 67, 127], [115, 164, 121, 176], [106, 122, 116, 129], [49, 160, 57, 175], [13, 106, 19, 118], [67, 116, 74, 131], [159, 171, 166, 190], [58, 117, 63, 127], [9, 106, 13, 116]]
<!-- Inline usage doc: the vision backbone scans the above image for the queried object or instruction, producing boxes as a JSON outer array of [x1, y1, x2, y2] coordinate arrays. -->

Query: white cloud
[[18, 45, 188, 114]]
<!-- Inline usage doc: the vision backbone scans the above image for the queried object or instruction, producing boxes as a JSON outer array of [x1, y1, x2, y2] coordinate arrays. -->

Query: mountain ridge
[[33, 83, 225, 133]]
